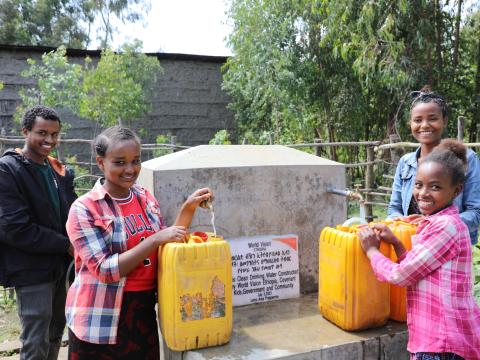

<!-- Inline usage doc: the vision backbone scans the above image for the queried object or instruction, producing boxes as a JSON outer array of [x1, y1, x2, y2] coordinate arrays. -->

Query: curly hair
[[94, 126, 141, 157], [410, 85, 448, 118], [22, 105, 61, 131], [420, 138, 468, 186]]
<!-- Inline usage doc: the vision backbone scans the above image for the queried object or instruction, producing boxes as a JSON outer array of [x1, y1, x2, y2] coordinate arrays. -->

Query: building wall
[[0, 45, 235, 158]]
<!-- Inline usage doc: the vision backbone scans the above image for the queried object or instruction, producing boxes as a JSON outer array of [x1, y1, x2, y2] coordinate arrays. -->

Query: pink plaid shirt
[[65, 180, 166, 344], [370, 204, 480, 359]]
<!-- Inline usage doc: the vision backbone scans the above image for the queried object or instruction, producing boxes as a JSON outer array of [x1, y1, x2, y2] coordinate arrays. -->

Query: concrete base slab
[[163, 293, 409, 360]]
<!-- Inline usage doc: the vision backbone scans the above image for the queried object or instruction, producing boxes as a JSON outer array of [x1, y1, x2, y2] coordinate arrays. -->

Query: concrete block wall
[[0, 45, 235, 160]]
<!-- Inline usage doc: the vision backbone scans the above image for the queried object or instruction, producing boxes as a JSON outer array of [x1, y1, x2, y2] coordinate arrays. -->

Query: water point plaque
[[227, 234, 299, 306]]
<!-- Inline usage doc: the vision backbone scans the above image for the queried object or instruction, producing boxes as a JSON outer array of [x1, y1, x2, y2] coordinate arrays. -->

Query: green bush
[[209, 130, 231, 145], [473, 244, 480, 305], [152, 134, 171, 158]]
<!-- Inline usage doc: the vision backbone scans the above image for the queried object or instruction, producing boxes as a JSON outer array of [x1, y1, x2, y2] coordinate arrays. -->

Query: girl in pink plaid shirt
[[359, 139, 480, 360]]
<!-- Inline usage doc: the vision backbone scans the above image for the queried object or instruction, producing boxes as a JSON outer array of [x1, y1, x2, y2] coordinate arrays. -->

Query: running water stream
[[359, 201, 366, 222], [201, 200, 217, 237], [207, 202, 217, 237]]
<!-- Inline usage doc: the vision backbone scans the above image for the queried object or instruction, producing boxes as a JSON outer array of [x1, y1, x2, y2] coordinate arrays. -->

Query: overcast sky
[[107, 0, 233, 56]]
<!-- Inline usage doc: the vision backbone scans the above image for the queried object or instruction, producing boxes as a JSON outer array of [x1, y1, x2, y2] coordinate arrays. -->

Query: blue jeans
[[15, 272, 67, 360], [415, 353, 464, 360]]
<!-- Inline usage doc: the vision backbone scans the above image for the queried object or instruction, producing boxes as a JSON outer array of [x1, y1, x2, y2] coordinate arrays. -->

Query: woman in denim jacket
[[387, 87, 480, 245]]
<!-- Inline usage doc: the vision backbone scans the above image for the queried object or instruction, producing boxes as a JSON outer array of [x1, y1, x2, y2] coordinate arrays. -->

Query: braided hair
[[94, 126, 141, 157], [410, 85, 448, 118]]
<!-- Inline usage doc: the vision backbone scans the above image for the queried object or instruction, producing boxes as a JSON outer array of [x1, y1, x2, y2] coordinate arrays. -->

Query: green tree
[[80, 41, 162, 126], [455, 10, 480, 143], [15, 42, 162, 128], [18, 46, 83, 115], [223, 0, 374, 161], [0, 0, 150, 48], [224, 0, 480, 156], [90, 0, 151, 49], [0, 0, 92, 48]]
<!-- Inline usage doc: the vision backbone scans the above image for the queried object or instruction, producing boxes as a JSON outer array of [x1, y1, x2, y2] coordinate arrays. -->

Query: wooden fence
[[2, 119, 479, 297], [1, 119, 480, 222]]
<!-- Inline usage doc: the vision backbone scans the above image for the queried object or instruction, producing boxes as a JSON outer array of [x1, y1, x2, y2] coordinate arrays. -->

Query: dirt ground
[[0, 304, 21, 343]]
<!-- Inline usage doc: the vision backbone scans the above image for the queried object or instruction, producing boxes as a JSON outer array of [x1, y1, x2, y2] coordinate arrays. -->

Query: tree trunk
[[468, 37, 480, 143], [452, 0, 463, 70], [326, 114, 337, 161], [386, 107, 398, 138], [427, 47, 434, 86], [434, 0, 443, 86]]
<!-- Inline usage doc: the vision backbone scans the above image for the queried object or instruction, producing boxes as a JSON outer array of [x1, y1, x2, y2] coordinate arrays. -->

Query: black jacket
[[0, 149, 77, 287]]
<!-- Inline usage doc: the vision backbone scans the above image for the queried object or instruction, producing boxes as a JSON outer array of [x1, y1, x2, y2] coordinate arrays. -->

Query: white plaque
[[227, 234, 300, 306]]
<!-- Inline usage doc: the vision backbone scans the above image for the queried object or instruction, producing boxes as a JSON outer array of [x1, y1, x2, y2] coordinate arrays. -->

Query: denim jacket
[[387, 147, 480, 245]]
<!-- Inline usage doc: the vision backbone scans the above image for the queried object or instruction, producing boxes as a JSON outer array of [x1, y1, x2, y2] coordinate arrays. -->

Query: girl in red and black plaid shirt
[[66, 126, 212, 359]]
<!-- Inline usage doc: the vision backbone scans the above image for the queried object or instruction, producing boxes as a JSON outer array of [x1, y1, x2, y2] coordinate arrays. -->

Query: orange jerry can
[[384, 221, 416, 322], [318, 224, 391, 331]]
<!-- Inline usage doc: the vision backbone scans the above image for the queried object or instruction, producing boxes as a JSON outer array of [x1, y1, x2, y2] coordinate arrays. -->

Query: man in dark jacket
[[0, 105, 77, 360]]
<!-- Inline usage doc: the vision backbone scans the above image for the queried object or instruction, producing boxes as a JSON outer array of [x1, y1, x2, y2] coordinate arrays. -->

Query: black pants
[[16, 270, 67, 360]]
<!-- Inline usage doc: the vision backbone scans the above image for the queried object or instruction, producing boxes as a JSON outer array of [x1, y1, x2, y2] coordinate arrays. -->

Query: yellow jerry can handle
[[335, 217, 368, 233], [188, 235, 204, 244], [342, 217, 368, 227]]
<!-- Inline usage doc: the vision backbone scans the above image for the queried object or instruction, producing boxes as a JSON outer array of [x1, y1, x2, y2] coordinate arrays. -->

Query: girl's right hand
[[370, 223, 397, 244], [154, 225, 187, 245], [358, 227, 380, 253]]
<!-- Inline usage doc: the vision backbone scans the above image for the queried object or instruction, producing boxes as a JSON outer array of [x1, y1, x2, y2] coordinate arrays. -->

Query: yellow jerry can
[[384, 221, 416, 322], [158, 234, 233, 351], [318, 224, 391, 331]]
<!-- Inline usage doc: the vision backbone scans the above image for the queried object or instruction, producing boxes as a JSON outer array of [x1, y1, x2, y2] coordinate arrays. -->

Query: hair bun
[[419, 85, 432, 93], [437, 138, 467, 165]]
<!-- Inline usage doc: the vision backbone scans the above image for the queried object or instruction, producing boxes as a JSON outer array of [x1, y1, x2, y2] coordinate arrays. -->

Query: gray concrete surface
[[0, 295, 409, 360], [138, 145, 347, 293], [162, 293, 409, 360]]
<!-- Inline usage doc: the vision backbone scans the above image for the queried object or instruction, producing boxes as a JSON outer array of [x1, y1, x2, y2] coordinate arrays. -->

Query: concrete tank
[[137, 145, 346, 293]]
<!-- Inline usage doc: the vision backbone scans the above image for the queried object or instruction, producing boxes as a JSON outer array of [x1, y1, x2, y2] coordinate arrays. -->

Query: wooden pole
[[56, 140, 63, 162], [170, 135, 177, 153], [314, 138, 322, 157], [388, 134, 401, 169], [288, 140, 381, 148], [0, 128, 5, 154], [365, 146, 374, 222]]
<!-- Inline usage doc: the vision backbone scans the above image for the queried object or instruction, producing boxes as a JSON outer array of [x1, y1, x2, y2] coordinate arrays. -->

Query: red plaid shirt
[[65, 180, 166, 344], [370, 205, 480, 359]]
